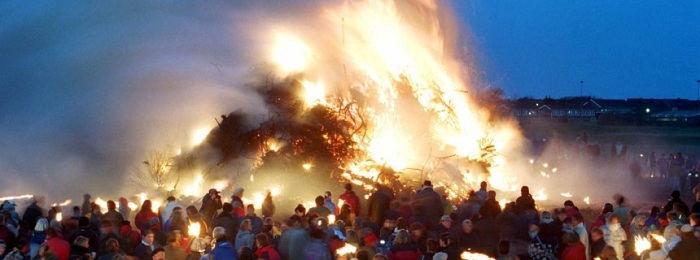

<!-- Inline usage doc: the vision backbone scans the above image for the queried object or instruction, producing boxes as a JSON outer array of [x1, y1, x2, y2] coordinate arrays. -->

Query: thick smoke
[[0, 2, 324, 199]]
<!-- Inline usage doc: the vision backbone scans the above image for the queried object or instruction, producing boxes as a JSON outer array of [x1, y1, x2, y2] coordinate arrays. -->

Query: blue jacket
[[234, 230, 254, 252], [303, 239, 332, 260], [210, 241, 239, 260]]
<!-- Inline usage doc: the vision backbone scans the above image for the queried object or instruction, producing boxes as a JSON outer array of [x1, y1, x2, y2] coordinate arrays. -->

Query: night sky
[[456, 1, 700, 99]]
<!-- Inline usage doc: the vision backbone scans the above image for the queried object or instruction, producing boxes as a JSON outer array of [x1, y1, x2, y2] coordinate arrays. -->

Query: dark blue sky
[[455, 1, 700, 99]]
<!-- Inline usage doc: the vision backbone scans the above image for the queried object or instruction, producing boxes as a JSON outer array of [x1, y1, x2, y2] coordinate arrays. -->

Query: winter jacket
[[413, 187, 444, 229], [209, 241, 239, 260], [234, 230, 254, 252], [278, 227, 310, 260], [561, 242, 586, 260], [602, 224, 627, 260], [255, 245, 281, 260], [367, 190, 391, 226], [42, 236, 70, 260], [133, 242, 155, 260], [303, 239, 332, 260], [338, 191, 361, 215], [244, 215, 263, 235], [212, 213, 239, 245], [134, 210, 158, 232], [387, 243, 421, 260]]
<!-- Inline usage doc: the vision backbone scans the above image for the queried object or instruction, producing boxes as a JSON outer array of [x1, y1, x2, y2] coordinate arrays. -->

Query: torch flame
[[651, 233, 666, 243], [56, 212, 63, 222], [188, 222, 201, 238], [460, 251, 494, 260], [0, 194, 33, 201], [336, 243, 357, 256], [634, 235, 651, 256]]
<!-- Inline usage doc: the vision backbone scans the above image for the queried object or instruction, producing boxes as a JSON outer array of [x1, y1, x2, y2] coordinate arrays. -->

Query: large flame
[[265, 0, 520, 196]]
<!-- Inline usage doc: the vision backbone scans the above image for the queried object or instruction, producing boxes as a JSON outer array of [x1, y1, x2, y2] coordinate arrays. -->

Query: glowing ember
[[0, 194, 33, 201], [551, 168, 558, 173], [634, 235, 651, 256], [302, 163, 313, 171], [460, 251, 494, 260], [583, 196, 591, 205], [542, 163, 549, 168], [651, 233, 666, 243], [336, 243, 357, 256], [188, 221, 201, 237], [560, 192, 573, 198]]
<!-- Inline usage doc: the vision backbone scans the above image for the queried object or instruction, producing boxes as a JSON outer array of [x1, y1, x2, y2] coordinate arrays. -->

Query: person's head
[[142, 230, 155, 245], [294, 204, 306, 216], [528, 224, 540, 238], [105, 238, 120, 253], [151, 248, 165, 260], [396, 217, 408, 230], [213, 226, 226, 241], [345, 230, 360, 244], [356, 249, 370, 260], [480, 181, 487, 190], [440, 215, 452, 229], [591, 228, 604, 242], [190, 238, 207, 253], [461, 219, 473, 234], [74, 236, 90, 248], [423, 180, 432, 188], [438, 232, 452, 247], [72, 206, 81, 216], [564, 200, 575, 208], [91, 203, 101, 213], [107, 200, 116, 211], [246, 204, 255, 216], [521, 186, 530, 196], [240, 219, 252, 232], [37, 245, 52, 257], [186, 205, 198, 217], [562, 232, 581, 245], [382, 218, 396, 230], [233, 187, 245, 198], [167, 232, 180, 247], [324, 191, 332, 199], [141, 200, 152, 212], [393, 230, 410, 245], [315, 196, 324, 207], [487, 190, 496, 200], [99, 220, 114, 234], [651, 206, 660, 216], [607, 214, 620, 225], [556, 208, 567, 221], [409, 222, 425, 239], [426, 238, 440, 253], [498, 240, 511, 256], [255, 233, 270, 249], [600, 246, 618, 260], [78, 217, 90, 228], [671, 190, 681, 199], [372, 254, 388, 260], [345, 183, 353, 191], [289, 215, 304, 227], [208, 188, 219, 197], [222, 203, 233, 214], [690, 213, 700, 226], [572, 213, 584, 226]]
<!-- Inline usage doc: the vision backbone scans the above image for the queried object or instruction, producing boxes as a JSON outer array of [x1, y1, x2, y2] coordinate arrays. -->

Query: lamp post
[[580, 80, 584, 117]]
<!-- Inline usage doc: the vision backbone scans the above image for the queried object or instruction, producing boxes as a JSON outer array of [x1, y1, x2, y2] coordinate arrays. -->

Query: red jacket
[[134, 210, 158, 232], [387, 244, 421, 260], [562, 242, 586, 260], [42, 236, 70, 260], [338, 191, 361, 215], [255, 245, 281, 260]]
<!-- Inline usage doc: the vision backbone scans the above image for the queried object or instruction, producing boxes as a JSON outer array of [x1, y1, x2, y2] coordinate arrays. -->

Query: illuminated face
[[462, 224, 473, 234], [152, 251, 165, 260], [144, 234, 155, 245]]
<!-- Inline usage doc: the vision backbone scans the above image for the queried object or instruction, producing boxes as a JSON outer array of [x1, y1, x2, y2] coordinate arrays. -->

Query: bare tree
[[131, 149, 176, 192]]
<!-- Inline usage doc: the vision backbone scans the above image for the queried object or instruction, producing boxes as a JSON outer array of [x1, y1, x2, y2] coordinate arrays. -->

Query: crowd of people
[[1, 179, 700, 260]]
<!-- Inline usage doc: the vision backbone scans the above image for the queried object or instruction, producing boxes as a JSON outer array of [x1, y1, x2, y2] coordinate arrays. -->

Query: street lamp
[[580, 80, 584, 117]]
